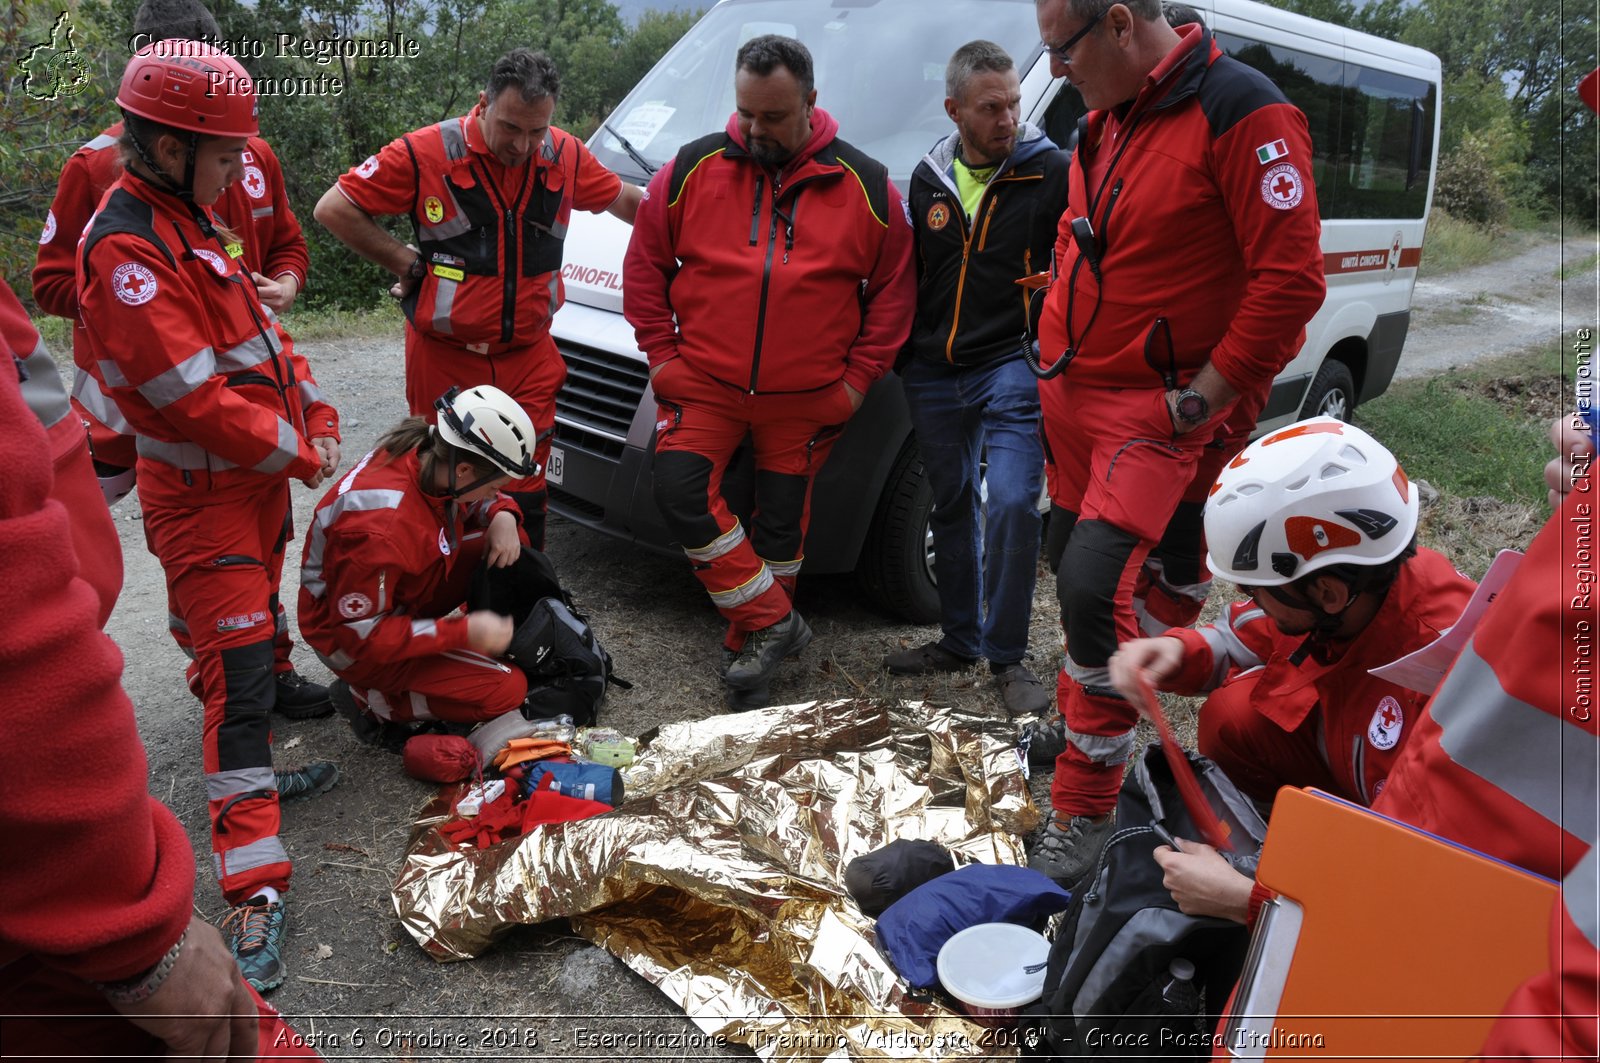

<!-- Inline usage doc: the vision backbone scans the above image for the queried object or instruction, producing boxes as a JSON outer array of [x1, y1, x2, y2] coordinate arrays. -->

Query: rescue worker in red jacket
[[34, 0, 310, 503], [300, 385, 538, 744], [1028, 0, 1326, 884], [2, 279, 121, 626], [30, 0, 330, 719], [314, 48, 641, 548], [0, 296, 324, 1063], [623, 34, 916, 709], [1109, 418, 1475, 809], [76, 41, 341, 992]]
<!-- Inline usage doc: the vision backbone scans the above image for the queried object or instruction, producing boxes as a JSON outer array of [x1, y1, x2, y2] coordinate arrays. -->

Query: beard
[[749, 140, 795, 169]]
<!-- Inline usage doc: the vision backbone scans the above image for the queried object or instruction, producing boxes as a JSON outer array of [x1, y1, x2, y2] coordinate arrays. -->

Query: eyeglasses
[[1042, 8, 1106, 64]]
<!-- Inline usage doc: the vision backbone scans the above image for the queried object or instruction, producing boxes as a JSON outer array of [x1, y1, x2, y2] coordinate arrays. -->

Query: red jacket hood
[[723, 106, 841, 173]]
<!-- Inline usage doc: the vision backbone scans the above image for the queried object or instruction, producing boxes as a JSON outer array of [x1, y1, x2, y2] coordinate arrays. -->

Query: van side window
[[1216, 32, 1436, 221], [1040, 81, 1087, 153]]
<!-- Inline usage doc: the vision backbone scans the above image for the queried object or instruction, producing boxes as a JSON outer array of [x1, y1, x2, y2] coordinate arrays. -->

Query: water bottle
[[525, 713, 576, 745], [1160, 958, 1202, 1017]]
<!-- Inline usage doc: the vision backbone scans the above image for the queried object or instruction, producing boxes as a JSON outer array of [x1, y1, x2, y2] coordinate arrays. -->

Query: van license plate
[[546, 445, 564, 486]]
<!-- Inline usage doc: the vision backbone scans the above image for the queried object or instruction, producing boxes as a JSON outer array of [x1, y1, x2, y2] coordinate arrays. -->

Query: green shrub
[[1433, 136, 1509, 229]]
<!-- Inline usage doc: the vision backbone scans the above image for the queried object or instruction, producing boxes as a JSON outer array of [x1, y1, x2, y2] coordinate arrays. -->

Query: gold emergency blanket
[[393, 699, 1042, 1060]]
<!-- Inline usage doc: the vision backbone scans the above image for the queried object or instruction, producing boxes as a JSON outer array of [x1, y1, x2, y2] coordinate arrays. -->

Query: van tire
[[1299, 358, 1356, 421], [857, 440, 940, 624]]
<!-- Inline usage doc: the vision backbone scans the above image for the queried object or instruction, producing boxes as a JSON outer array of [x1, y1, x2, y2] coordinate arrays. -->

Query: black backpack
[[469, 547, 628, 725], [1022, 744, 1269, 1058]]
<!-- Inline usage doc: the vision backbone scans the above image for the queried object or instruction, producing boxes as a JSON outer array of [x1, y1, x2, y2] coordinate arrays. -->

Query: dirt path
[[93, 230, 1588, 1054]]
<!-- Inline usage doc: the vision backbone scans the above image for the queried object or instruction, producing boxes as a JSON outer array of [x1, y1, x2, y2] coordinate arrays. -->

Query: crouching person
[[1104, 418, 1475, 912], [299, 386, 537, 745]]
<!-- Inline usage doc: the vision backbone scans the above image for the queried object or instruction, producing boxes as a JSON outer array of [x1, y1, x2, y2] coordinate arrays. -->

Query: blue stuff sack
[[874, 863, 1072, 988], [524, 761, 623, 807]]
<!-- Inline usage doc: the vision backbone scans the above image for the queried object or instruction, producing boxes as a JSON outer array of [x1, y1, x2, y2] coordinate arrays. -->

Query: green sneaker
[[219, 897, 286, 992], [275, 761, 339, 803]]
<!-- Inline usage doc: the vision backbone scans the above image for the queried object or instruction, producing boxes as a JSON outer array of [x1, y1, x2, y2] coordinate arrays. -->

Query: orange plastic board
[[1226, 787, 1557, 1060]]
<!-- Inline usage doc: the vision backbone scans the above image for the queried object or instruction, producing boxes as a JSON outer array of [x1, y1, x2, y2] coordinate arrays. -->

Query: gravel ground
[[86, 230, 1589, 1058]]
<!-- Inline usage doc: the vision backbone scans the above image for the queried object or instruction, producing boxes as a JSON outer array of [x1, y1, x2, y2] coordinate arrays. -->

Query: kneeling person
[[299, 386, 535, 742], [1098, 417, 1475, 907]]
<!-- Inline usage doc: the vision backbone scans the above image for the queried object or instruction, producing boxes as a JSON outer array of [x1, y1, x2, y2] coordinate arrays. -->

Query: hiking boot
[[274, 670, 334, 719], [329, 679, 411, 753], [883, 640, 977, 675], [723, 680, 771, 712], [716, 645, 739, 680], [275, 761, 340, 803], [1028, 812, 1114, 887], [993, 662, 1050, 717], [219, 897, 286, 992], [1020, 714, 1068, 767], [724, 611, 813, 690]]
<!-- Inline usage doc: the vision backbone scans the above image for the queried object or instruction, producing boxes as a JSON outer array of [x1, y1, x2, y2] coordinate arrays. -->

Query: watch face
[[1178, 393, 1207, 421]]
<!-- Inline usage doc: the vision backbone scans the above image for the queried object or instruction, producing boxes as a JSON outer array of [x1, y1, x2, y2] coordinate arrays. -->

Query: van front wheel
[[1299, 358, 1356, 421], [857, 441, 941, 624]]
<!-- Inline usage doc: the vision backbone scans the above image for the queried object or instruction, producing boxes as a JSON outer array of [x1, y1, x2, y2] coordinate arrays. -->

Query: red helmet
[[117, 39, 258, 138]]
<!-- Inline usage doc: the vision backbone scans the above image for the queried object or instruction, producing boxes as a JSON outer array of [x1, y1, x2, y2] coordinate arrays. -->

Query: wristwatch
[[1172, 387, 1210, 427]]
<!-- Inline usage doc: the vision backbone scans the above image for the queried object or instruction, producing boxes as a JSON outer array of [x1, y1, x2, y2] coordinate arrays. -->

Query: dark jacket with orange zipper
[[905, 123, 1068, 367]]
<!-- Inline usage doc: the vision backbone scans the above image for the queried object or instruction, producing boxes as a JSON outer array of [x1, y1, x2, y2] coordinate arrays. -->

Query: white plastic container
[[935, 922, 1050, 1025]]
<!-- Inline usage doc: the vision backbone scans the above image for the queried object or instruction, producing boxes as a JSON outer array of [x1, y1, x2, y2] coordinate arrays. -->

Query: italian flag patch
[[1256, 139, 1289, 164]]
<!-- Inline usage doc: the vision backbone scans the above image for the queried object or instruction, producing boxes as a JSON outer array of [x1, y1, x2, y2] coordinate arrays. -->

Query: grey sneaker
[[724, 611, 813, 689], [219, 897, 286, 992], [1021, 714, 1068, 767], [993, 662, 1050, 716], [275, 761, 339, 803], [1028, 812, 1114, 887], [883, 640, 976, 675]]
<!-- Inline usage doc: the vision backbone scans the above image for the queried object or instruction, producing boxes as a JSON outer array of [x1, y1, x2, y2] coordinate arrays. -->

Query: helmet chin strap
[[438, 432, 505, 553], [1272, 580, 1360, 666], [126, 127, 217, 239]]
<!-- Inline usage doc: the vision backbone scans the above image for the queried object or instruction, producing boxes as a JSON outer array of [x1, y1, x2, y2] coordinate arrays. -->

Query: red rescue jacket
[[298, 447, 520, 674], [76, 176, 338, 509], [624, 108, 915, 396], [1164, 547, 1475, 804], [334, 106, 622, 352], [1038, 25, 1325, 395]]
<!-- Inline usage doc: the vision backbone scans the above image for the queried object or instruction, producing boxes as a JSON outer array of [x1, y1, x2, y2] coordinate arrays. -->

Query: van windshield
[[592, 0, 1046, 185]]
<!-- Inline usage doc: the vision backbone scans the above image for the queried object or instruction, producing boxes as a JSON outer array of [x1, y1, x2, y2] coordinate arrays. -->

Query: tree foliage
[[0, 0, 702, 310]]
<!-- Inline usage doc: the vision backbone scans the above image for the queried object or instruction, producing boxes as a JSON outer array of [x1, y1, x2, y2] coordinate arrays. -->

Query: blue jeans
[[902, 357, 1044, 664]]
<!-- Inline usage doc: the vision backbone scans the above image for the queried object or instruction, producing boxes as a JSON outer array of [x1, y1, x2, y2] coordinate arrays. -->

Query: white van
[[546, 0, 1442, 622]]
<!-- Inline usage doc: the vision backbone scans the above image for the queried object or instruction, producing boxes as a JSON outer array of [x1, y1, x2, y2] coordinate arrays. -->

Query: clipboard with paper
[[1219, 787, 1557, 1060]]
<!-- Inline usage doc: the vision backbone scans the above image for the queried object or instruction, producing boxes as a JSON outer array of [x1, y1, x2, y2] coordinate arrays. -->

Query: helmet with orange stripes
[[1204, 416, 1419, 586]]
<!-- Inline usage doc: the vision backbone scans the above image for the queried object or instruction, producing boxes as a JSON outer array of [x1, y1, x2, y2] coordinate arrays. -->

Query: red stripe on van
[[1323, 246, 1423, 275]]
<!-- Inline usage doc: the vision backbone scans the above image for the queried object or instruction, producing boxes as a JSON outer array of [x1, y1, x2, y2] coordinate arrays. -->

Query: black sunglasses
[[1042, 8, 1106, 64]]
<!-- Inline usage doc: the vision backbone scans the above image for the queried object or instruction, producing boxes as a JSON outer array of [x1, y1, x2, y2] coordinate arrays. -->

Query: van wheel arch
[[1299, 355, 1358, 422]]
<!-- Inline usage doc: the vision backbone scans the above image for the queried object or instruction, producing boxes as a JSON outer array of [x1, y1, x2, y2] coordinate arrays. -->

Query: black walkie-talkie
[[1070, 215, 1102, 276]]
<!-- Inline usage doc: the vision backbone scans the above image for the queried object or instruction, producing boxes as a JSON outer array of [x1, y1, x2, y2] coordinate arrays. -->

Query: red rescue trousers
[[143, 482, 294, 904], [1039, 381, 1238, 818], [328, 535, 528, 725], [1196, 669, 1345, 806], [649, 357, 855, 645]]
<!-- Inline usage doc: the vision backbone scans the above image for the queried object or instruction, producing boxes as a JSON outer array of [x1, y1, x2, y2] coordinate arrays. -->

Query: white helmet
[[1204, 416, 1418, 586], [434, 385, 538, 478]]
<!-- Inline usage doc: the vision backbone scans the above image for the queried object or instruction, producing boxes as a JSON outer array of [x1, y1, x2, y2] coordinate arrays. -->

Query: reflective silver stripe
[[206, 766, 277, 800], [168, 612, 190, 635], [96, 359, 129, 388], [251, 418, 301, 475], [431, 275, 458, 335], [1065, 723, 1136, 765], [708, 565, 775, 608], [546, 268, 563, 317], [216, 331, 281, 373], [139, 347, 217, 409], [1433, 641, 1600, 832], [1567, 848, 1599, 949], [438, 119, 468, 160], [1063, 654, 1111, 691], [315, 648, 355, 672], [441, 649, 512, 673], [18, 346, 71, 429], [344, 616, 383, 640], [298, 380, 327, 409], [252, 206, 275, 218], [137, 435, 236, 471], [685, 522, 745, 562], [411, 619, 438, 640], [367, 689, 395, 721], [300, 479, 406, 598], [71, 370, 132, 433], [409, 691, 435, 721], [766, 558, 803, 577], [85, 132, 117, 150], [214, 836, 289, 879], [1212, 608, 1265, 671]]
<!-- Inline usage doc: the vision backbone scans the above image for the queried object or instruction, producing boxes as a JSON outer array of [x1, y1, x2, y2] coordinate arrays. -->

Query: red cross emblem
[[111, 262, 158, 306], [1260, 162, 1305, 210]]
